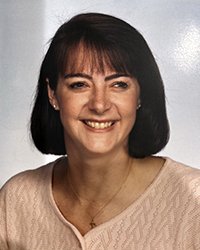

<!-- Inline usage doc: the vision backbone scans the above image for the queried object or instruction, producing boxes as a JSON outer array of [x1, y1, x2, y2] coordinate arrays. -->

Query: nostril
[[88, 97, 111, 113]]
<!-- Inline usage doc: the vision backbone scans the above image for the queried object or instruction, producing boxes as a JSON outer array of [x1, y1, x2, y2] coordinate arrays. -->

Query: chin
[[83, 149, 114, 157], [82, 141, 124, 156]]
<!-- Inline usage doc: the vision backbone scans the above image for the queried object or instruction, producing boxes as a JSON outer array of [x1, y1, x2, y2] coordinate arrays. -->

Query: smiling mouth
[[83, 120, 115, 129]]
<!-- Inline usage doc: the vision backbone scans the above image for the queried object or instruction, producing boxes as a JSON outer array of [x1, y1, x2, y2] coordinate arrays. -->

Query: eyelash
[[68, 81, 128, 90], [112, 81, 128, 89], [68, 82, 87, 89]]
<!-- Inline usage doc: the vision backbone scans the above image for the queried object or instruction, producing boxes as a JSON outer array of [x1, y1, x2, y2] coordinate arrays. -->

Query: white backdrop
[[0, 0, 200, 187]]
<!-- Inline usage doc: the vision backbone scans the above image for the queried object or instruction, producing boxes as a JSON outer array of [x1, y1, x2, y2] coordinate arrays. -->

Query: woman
[[0, 13, 200, 250]]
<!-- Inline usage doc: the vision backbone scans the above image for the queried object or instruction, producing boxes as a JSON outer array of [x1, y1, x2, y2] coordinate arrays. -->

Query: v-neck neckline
[[47, 157, 170, 240]]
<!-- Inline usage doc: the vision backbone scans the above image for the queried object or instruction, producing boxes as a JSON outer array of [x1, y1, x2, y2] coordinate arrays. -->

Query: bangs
[[57, 38, 136, 77]]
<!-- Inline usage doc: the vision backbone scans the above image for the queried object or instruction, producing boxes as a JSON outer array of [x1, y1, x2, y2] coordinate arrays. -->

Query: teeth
[[85, 121, 113, 129]]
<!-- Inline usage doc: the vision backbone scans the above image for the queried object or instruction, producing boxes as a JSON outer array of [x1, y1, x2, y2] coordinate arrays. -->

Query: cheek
[[57, 94, 86, 122], [118, 94, 138, 117], [117, 95, 138, 133]]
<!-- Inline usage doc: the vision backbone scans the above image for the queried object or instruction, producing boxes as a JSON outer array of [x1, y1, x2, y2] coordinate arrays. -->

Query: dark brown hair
[[30, 12, 169, 158]]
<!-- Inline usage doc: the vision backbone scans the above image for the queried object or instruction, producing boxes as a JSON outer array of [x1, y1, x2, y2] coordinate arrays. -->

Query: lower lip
[[82, 122, 116, 133]]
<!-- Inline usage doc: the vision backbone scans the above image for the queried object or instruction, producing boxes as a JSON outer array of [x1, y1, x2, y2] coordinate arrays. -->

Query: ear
[[46, 78, 59, 110]]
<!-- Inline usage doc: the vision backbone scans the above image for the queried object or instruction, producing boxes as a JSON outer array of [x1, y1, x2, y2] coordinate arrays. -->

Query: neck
[[64, 149, 134, 203]]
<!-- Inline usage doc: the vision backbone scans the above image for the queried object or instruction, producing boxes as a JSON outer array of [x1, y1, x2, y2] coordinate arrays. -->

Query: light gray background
[[0, 0, 200, 187]]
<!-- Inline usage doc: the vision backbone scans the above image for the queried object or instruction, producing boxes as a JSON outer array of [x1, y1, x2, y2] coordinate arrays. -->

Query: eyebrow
[[63, 73, 131, 81]]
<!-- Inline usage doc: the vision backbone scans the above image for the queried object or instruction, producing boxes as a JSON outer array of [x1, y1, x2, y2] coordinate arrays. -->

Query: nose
[[88, 88, 111, 114]]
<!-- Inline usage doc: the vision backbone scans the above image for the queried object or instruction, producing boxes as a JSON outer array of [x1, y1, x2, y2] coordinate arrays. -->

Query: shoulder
[[164, 158, 200, 184], [162, 158, 200, 205], [0, 158, 59, 199], [164, 159, 200, 247]]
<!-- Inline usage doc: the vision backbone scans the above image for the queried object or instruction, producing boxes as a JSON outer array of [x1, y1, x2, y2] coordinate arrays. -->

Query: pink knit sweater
[[0, 158, 200, 250]]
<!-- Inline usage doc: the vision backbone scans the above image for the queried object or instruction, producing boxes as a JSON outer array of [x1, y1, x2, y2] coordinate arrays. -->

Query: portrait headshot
[[0, 1, 200, 249]]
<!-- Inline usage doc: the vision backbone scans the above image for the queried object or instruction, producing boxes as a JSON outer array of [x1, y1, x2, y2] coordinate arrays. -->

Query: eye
[[112, 81, 128, 89], [69, 82, 87, 89]]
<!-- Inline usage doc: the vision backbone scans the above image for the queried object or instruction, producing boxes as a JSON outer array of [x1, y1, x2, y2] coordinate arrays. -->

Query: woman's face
[[48, 64, 140, 156]]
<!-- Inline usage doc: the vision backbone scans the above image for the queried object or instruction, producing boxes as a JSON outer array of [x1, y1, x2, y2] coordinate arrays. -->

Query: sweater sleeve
[[0, 185, 9, 250], [180, 170, 200, 250]]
